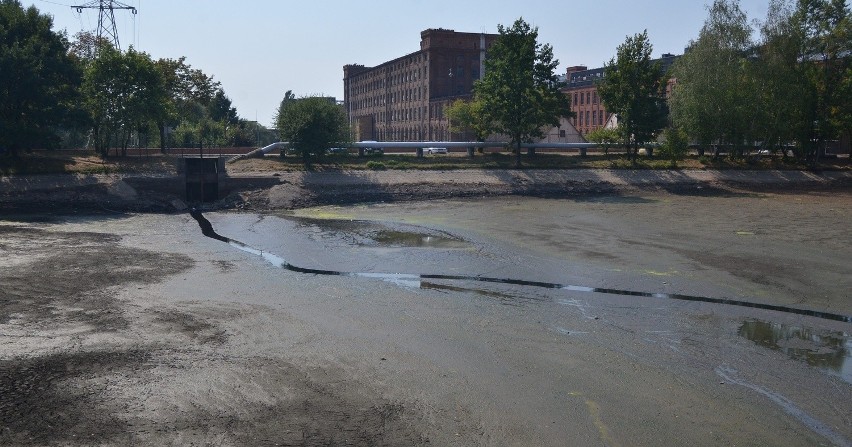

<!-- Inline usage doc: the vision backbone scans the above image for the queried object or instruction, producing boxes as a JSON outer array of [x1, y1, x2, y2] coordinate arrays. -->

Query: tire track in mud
[[191, 210, 852, 323]]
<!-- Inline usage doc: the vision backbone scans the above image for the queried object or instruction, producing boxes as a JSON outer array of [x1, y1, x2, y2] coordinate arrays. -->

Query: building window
[[580, 93, 584, 105], [593, 92, 597, 104], [574, 93, 578, 106], [586, 92, 591, 104], [592, 111, 597, 126], [559, 129, 566, 138]]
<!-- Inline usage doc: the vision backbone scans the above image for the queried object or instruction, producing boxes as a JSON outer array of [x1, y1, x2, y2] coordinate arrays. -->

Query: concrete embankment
[[1, 169, 850, 212]]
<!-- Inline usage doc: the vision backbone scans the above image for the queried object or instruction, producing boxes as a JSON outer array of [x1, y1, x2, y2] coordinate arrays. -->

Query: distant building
[[563, 53, 679, 136], [343, 29, 498, 142]]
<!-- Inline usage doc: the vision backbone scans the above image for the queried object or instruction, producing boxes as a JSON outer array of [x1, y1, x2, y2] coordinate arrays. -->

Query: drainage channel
[[191, 210, 852, 324]]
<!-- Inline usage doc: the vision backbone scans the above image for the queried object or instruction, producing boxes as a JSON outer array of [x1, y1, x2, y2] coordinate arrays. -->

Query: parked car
[[328, 147, 348, 154], [424, 147, 448, 155]]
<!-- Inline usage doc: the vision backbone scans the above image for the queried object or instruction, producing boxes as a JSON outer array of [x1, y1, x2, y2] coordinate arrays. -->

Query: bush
[[658, 127, 688, 167], [366, 161, 386, 170]]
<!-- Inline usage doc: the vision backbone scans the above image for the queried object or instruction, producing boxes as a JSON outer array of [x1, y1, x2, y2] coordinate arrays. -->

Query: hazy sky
[[31, 0, 773, 126]]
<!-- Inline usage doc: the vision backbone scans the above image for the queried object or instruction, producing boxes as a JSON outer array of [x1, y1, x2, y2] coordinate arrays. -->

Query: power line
[[70, 0, 137, 50], [35, 0, 72, 7]]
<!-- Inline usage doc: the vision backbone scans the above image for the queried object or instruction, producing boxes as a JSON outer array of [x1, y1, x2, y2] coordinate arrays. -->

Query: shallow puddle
[[286, 216, 469, 249], [372, 231, 468, 248], [738, 320, 851, 383]]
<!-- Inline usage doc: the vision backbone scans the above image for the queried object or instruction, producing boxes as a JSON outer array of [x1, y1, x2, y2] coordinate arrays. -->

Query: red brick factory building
[[563, 53, 679, 136], [344, 28, 678, 142], [343, 29, 498, 142]]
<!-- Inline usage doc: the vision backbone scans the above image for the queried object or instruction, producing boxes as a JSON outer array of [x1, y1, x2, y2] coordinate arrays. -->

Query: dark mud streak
[[0, 350, 151, 445], [190, 211, 852, 323]]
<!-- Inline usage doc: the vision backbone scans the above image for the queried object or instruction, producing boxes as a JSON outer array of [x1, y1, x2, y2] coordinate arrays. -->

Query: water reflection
[[738, 320, 851, 383], [372, 231, 468, 248], [285, 216, 469, 249]]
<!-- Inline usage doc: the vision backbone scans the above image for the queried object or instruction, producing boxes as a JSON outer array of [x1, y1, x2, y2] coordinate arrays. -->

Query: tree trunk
[[303, 152, 312, 170], [122, 130, 131, 157], [158, 122, 167, 153], [514, 140, 522, 168]]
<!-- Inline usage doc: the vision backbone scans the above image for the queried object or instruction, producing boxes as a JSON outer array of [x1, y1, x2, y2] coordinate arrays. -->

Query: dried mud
[[0, 224, 428, 446]]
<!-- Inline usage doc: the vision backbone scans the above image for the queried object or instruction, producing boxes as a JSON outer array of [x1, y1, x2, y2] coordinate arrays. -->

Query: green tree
[[275, 95, 350, 167], [82, 45, 169, 156], [226, 120, 259, 147], [792, 0, 851, 160], [598, 30, 669, 164], [584, 126, 621, 158], [69, 30, 108, 63], [580, 127, 621, 158], [279, 89, 296, 112], [153, 56, 220, 151], [0, 0, 81, 157], [658, 126, 689, 167], [209, 88, 239, 125], [669, 1, 755, 158], [445, 98, 491, 142], [474, 18, 571, 167], [750, 0, 810, 157]]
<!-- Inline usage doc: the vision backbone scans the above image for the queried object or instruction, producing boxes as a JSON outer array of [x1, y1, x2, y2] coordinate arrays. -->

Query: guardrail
[[257, 141, 602, 152], [228, 141, 609, 162]]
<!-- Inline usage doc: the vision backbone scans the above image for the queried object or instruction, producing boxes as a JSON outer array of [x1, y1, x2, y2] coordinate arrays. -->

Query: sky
[[30, 0, 774, 127]]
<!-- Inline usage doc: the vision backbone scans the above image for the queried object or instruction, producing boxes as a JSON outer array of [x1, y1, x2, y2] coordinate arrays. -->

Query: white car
[[424, 147, 448, 155]]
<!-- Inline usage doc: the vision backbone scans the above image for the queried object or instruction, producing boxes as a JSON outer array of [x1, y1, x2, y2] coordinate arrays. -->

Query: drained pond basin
[[1, 191, 850, 446]]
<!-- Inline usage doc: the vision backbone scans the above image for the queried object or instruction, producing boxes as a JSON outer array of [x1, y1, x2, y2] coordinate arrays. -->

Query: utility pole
[[71, 0, 137, 50]]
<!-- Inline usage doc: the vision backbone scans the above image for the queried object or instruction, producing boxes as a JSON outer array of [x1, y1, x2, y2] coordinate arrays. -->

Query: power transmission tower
[[71, 0, 137, 50]]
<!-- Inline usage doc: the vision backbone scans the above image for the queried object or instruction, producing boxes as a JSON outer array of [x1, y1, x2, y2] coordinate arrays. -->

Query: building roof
[[566, 53, 680, 89]]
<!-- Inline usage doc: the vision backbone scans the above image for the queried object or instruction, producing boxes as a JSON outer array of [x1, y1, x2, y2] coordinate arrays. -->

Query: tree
[[275, 95, 350, 167], [750, 0, 811, 157], [82, 45, 169, 156], [585, 126, 621, 158], [156, 57, 221, 151], [279, 90, 296, 112], [445, 98, 491, 142], [209, 88, 239, 125], [474, 18, 571, 167], [668, 1, 755, 158], [69, 30, 109, 63], [0, 0, 81, 157], [792, 0, 851, 161], [597, 30, 669, 164], [658, 126, 689, 167]]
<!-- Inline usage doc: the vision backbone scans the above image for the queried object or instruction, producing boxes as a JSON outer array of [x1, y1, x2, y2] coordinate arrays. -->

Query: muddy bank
[[0, 220, 428, 445], [1, 169, 850, 213], [1, 192, 850, 445]]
